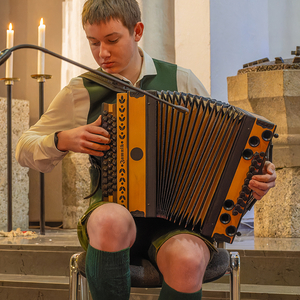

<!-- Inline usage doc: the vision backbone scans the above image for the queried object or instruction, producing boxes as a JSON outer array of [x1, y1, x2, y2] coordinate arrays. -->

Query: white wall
[[268, 0, 300, 60], [210, 0, 269, 102]]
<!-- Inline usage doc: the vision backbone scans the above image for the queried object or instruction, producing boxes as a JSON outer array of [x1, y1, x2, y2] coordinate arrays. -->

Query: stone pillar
[[137, 0, 175, 63], [227, 58, 300, 238], [62, 152, 90, 228], [0, 98, 29, 231]]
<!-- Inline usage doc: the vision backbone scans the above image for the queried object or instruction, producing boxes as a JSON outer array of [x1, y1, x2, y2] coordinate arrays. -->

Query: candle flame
[[8, 23, 13, 30], [40, 18, 44, 26]]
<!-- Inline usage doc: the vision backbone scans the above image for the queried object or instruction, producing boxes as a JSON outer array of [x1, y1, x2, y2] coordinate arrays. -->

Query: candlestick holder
[[0, 77, 20, 232], [31, 74, 52, 235]]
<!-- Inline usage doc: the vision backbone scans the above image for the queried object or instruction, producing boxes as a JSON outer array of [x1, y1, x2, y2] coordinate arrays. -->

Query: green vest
[[81, 59, 178, 204]]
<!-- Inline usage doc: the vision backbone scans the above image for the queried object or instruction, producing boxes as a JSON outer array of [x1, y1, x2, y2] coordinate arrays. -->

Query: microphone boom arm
[[0, 44, 189, 114]]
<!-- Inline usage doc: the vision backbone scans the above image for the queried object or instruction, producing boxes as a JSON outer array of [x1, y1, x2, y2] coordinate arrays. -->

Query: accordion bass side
[[100, 91, 276, 243]]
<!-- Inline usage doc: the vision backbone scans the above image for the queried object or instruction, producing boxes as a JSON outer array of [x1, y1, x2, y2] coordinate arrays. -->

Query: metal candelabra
[[0, 77, 20, 232], [31, 74, 52, 235]]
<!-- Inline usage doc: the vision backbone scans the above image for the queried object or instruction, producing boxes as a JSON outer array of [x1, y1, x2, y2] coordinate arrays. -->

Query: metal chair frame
[[69, 251, 240, 300]]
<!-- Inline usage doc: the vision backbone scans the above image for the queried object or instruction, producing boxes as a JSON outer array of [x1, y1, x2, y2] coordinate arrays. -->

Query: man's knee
[[157, 234, 210, 285], [87, 203, 136, 251]]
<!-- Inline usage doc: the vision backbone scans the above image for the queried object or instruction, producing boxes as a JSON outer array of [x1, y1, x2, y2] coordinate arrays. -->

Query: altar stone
[[228, 57, 300, 238], [0, 97, 29, 231]]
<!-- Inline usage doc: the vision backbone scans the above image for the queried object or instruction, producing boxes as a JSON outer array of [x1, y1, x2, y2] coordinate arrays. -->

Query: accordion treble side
[[100, 91, 276, 244]]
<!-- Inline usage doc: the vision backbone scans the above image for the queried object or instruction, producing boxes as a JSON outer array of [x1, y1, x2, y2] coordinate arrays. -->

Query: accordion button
[[249, 166, 255, 172], [102, 122, 108, 129], [260, 152, 265, 157], [103, 110, 108, 116], [108, 189, 113, 194], [254, 152, 260, 159], [244, 179, 250, 185], [232, 210, 238, 216], [239, 191, 246, 198], [237, 198, 246, 207], [251, 160, 258, 168], [242, 185, 251, 194], [102, 178, 107, 184], [103, 191, 108, 196], [113, 185, 117, 191], [246, 172, 253, 179], [235, 204, 243, 213]]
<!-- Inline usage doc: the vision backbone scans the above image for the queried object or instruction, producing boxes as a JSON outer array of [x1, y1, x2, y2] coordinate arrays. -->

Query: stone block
[[228, 70, 300, 168], [254, 167, 300, 237], [62, 152, 90, 228], [228, 65, 300, 238], [0, 98, 29, 231]]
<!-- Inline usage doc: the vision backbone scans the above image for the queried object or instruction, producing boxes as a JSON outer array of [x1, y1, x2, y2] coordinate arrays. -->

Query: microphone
[[0, 44, 189, 114]]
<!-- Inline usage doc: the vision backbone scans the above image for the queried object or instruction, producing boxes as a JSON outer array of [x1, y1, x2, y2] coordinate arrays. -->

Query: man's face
[[84, 18, 142, 79]]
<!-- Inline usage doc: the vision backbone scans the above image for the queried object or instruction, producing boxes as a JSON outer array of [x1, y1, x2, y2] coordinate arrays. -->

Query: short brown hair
[[82, 0, 141, 34]]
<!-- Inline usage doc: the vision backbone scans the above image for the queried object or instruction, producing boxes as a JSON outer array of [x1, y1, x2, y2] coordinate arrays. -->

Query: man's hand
[[56, 115, 110, 156], [248, 161, 276, 200]]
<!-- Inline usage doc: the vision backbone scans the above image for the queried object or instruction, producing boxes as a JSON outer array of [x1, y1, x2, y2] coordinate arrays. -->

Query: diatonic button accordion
[[100, 91, 276, 243]]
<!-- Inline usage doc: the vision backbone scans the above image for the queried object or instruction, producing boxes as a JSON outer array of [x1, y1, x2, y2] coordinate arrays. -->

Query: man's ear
[[134, 22, 144, 42]]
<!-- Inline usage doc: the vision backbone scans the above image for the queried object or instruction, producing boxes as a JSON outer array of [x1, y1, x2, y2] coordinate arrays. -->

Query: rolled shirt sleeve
[[16, 77, 90, 173]]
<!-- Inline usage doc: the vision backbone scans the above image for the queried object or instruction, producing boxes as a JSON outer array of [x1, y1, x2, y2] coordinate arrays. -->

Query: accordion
[[100, 91, 276, 243]]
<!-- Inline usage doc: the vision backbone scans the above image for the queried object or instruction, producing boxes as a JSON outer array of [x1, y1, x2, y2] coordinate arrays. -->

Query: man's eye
[[109, 38, 119, 43]]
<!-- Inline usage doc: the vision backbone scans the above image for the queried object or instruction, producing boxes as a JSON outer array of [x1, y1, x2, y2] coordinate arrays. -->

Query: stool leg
[[69, 253, 81, 300], [79, 274, 90, 300], [229, 252, 240, 300]]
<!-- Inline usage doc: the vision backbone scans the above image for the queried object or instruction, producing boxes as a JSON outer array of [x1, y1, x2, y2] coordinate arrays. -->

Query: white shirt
[[16, 49, 209, 173]]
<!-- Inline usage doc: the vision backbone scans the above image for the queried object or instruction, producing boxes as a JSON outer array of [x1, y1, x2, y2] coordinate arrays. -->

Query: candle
[[37, 18, 46, 74], [5, 23, 14, 78]]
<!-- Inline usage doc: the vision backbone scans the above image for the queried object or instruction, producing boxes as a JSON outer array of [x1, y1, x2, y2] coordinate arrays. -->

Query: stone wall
[[0, 97, 29, 231]]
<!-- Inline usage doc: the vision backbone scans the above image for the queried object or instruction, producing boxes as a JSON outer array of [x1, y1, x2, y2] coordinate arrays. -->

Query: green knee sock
[[85, 245, 130, 300], [158, 280, 202, 300]]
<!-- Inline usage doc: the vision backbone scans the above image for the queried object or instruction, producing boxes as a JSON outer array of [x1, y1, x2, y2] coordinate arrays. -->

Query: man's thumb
[[92, 115, 102, 126]]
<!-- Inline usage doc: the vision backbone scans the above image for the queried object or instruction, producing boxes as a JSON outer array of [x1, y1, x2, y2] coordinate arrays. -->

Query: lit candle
[[37, 18, 46, 74], [5, 23, 14, 78]]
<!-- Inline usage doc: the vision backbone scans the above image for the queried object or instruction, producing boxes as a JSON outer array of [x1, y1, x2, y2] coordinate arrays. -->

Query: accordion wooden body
[[100, 91, 276, 243]]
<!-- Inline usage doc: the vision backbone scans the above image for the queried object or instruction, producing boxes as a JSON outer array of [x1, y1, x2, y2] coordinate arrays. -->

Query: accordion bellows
[[100, 91, 276, 243]]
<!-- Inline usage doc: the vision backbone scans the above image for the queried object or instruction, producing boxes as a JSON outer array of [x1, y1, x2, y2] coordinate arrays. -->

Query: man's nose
[[99, 44, 110, 58]]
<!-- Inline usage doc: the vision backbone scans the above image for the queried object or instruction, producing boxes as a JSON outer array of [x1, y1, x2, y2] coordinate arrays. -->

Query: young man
[[16, 0, 277, 299]]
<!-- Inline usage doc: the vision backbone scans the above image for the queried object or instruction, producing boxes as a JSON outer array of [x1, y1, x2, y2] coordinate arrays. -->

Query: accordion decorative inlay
[[100, 91, 276, 243]]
